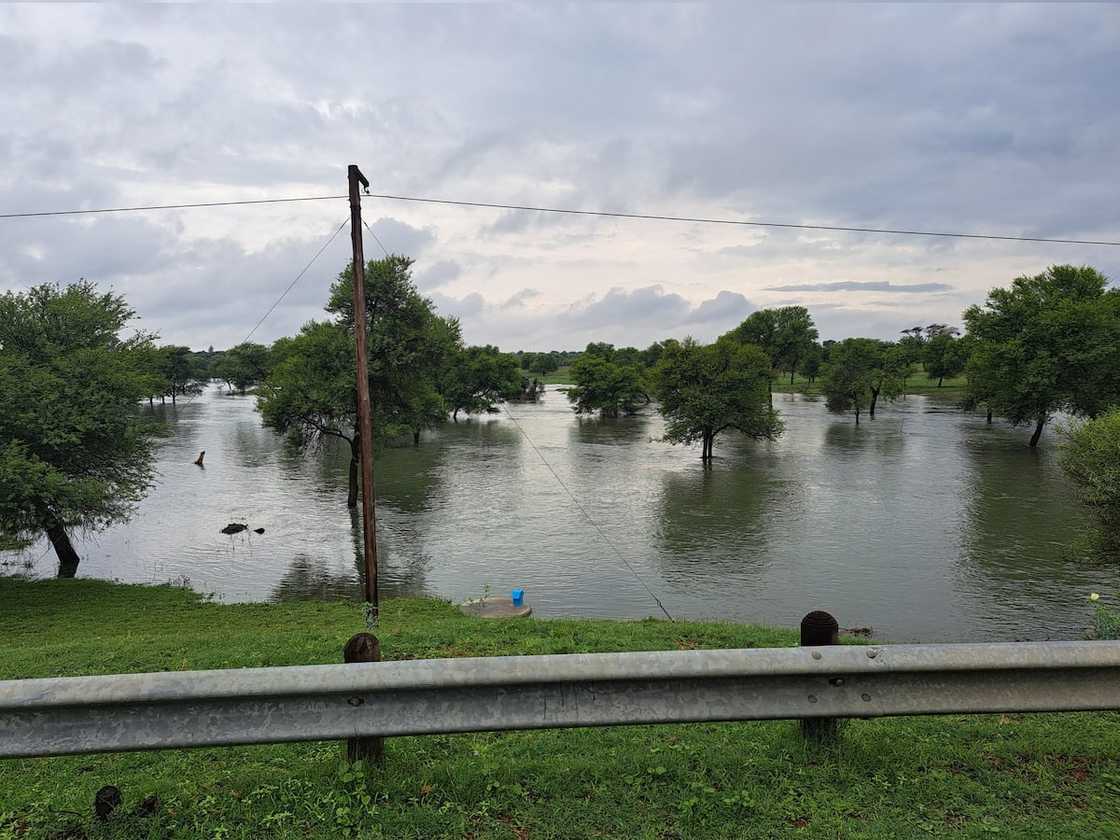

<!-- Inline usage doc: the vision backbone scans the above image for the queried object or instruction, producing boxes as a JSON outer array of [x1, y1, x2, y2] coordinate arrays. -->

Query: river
[[3, 384, 1112, 642]]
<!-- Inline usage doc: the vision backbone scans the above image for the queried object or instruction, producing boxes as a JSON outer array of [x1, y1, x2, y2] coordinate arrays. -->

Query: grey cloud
[[1, 4, 1116, 350], [501, 288, 540, 309], [765, 281, 953, 293], [414, 259, 460, 291]]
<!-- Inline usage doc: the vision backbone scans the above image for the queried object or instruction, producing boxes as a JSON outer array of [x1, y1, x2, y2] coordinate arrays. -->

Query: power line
[[361, 218, 391, 258], [3, 190, 1118, 247], [241, 217, 348, 344], [501, 402, 675, 621], [365, 193, 1120, 247], [0, 195, 345, 219], [180, 215, 348, 406]]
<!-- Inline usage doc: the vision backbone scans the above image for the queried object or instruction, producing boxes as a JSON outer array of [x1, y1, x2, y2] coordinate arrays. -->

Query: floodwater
[[4, 385, 1113, 642]]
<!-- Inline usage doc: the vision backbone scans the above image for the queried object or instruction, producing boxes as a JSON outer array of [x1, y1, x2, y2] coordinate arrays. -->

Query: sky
[[1, 4, 1118, 352]]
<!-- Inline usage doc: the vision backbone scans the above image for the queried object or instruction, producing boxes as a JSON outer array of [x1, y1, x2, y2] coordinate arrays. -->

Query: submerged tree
[[566, 345, 648, 417], [819, 338, 902, 424], [258, 255, 461, 506], [922, 325, 967, 387], [443, 344, 522, 421], [654, 336, 782, 461], [0, 282, 157, 577], [964, 265, 1120, 447], [214, 342, 271, 395], [1061, 408, 1120, 547], [725, 305, 818, 395]]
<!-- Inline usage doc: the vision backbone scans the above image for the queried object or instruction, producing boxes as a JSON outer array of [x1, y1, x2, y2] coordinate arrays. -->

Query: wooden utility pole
[[348, 164, 379, 618]]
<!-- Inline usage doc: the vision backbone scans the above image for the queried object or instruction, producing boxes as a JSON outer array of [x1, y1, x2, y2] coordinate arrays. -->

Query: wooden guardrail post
[[800, 610, 840, 743], [343, 632, 384, 764]]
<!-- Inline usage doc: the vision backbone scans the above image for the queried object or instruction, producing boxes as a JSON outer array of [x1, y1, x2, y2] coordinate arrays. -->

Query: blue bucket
[[511, 588, 525, 608]]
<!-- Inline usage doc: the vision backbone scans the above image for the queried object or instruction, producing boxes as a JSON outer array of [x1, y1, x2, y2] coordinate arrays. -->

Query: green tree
[[328, 255, 461, 446], [964, 265, 1120, 447], [799, 342, 825, 384], [566, 347, 647, 417], [923, 326, 967, 387], [214, 342, 271, 394], [159, 345, 205, 404], [525, 351, 560, 375], [257, 322, 367, 507], [444, 345, 522, 421], [0, 282, 157, 577], [820, 338, 903, 424], [654, 336, 782, 461], [1061, 409, 1120, 546], [725, 305, 818, 394]]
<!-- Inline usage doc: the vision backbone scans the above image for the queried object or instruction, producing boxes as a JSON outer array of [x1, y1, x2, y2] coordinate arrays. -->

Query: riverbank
[[772, 372, 969, 399], [2, 579, 1119, 838]]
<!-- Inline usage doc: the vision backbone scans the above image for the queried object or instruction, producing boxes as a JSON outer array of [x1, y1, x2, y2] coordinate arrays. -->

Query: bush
[[1060, 408, 1120, 543]]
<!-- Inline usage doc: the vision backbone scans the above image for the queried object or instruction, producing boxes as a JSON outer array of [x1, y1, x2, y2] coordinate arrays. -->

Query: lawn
[[773, 371, 969, 399], [2, 578, 1119, 839], [521, 366, 573, 385]]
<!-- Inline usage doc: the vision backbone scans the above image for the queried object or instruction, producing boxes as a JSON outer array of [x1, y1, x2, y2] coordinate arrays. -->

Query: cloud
[[764, 280, 953, 293], [1, 4, 1117, 351], [413, 259, 460, 291]]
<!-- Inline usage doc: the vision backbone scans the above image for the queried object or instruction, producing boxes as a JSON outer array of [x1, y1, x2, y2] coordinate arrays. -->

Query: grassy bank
[[2, 579, 1119, 839], [773, 372, 969, 399], [521, 366, 572, 385]]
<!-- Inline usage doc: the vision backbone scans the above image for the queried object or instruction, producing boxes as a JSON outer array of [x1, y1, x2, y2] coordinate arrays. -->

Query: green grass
[[773, 372, 969, 399], [3, 579, 1119, 839], [521, 366, 572, 385]]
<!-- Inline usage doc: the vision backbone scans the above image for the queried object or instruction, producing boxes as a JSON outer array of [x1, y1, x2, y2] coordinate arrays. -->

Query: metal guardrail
[[3, 640, 1119, 758]]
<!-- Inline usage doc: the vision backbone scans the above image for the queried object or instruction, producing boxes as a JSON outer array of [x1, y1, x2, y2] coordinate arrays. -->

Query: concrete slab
[[460, 597, 532, 619]]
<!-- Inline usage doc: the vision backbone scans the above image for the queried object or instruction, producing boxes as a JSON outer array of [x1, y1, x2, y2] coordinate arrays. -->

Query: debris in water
[[253, 527, 265, 534], [220, 523, 247, 535]]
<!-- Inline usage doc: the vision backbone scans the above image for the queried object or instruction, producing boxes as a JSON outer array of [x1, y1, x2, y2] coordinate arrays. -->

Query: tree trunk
[[160, 395, 165, 405], [986, 407, 993, 424], [870, 388, 879, 419], [171, 391, 177, 405], [413, 429, 421, 447], [790, 369, 795, 386], [1029, 416, 1046, 448], [347, 437, 359, 509], [937, 376, 944, 387], [854, 405, 861, 425], [452, 408, 460, 422], [47, 523, 81, 578], [148, 396, 153, 407], [768, 377, 773, 407]]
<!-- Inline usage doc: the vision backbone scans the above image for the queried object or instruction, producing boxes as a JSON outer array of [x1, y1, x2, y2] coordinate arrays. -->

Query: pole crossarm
[[3, 641, 1119, 758]]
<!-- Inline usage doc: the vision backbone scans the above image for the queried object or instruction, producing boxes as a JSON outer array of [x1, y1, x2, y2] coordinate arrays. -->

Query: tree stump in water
[[194, 450, 205, 466]]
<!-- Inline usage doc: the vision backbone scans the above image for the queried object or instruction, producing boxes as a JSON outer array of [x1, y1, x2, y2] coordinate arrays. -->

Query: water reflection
[[2, 384, 1107, 641]]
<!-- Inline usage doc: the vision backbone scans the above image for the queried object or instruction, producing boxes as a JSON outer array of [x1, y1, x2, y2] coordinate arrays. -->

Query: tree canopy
[[1061, 408, 1120, 547], [820, 338, 906, 424], [964, 265, 1120, 447], [654, 336, 782, 460], [725, 306, 818, 391], [214, 342, 271, 395], [0, 282, 157, 576], [566, 344, 648, 417], [443, 345, 522, 420]]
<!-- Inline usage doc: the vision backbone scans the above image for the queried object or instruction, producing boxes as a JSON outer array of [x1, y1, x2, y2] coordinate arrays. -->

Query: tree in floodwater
[[922, 325, 968, 387], [213, 342, 271, 395], [820, 338, 906, 424], [443, 345, 522, 421], [799, 342, 825, 385], [1061, 408, 1120, 547], [964, 265, 1120, 447], [566, 345, 648, 417], [725, 305, 818, 394], [259, 255, 460, 506], [0, 282, 157, 577], [328, 255, 460, 446], [654, 336, 782, 461]]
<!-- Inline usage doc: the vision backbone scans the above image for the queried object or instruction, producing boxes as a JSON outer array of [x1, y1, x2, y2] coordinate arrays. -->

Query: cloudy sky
[[2, 4, 1118, 351]]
